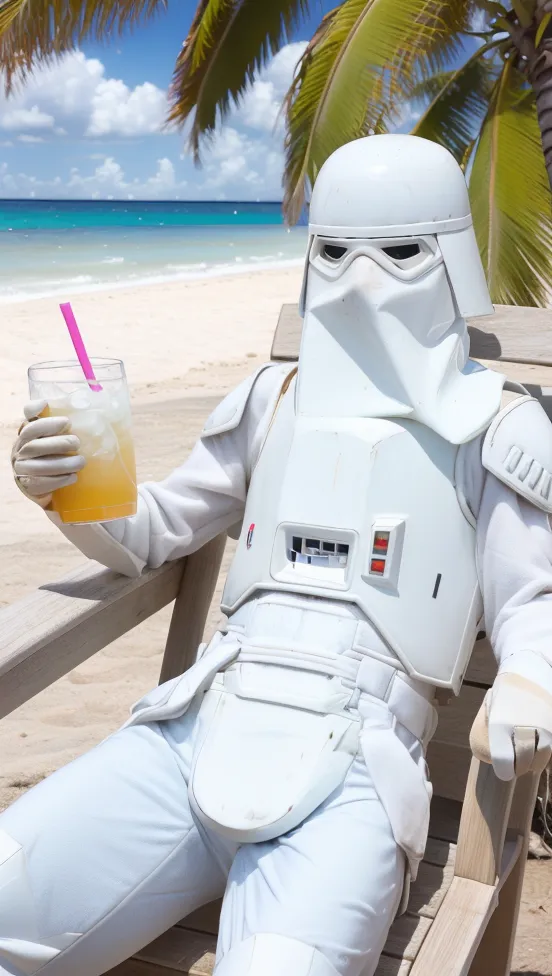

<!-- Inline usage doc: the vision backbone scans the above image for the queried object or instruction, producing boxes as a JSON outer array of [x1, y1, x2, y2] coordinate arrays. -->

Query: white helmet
[[299, 133, 492, 320], [296, 135, 504, 444]]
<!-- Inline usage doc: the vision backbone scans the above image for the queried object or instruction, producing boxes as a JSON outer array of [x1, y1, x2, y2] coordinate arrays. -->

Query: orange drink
[[28, 359, 137, 524]]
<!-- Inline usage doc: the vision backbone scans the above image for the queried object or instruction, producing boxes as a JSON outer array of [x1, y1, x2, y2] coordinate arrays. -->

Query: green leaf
[[477, 1, 508, 16], [470, 59, 552, 306], [510, 0, 536, 29], [0, 0, 24, 34], [460, 136, 477, 172], [0, 0, 167, 88], [410, 41, 500, 165], [168, 0, 310, 157], [536, 10, 552, 46], [282, 0, 476, 223]]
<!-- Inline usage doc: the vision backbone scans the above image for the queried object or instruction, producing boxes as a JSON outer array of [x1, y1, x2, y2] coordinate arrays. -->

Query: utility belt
[[224, 595, 437, 746], [125, 595, 438, 880]]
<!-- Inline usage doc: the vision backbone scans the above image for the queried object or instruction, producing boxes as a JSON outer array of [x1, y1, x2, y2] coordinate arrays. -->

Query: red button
[[373, 532, 390, 554], [370, 559, 386, 575]]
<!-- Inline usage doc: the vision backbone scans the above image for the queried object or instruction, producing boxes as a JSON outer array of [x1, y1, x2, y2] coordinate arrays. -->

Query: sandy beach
[[0, 265, 551, 972]]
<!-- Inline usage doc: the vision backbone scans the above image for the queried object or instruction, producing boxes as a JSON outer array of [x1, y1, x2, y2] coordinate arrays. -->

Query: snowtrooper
[[6, 134, 552, 976]]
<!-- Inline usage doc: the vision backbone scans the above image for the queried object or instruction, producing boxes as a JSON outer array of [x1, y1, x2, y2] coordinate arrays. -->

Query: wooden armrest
[[470, 701, 552, 776], [454, 700, 552, 887], [0, 558, 185, 719]]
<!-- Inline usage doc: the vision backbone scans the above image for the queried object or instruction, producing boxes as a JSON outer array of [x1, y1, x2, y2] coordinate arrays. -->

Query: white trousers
[[0, 696, 404, 976]]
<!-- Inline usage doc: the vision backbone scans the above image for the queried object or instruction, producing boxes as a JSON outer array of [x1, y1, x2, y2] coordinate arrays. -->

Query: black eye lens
[[382, 243, 421, 260], [323, 244, 347, 260]]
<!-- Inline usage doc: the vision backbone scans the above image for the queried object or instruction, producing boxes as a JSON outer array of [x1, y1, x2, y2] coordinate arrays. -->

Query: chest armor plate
[[222, 380, 482, 691]]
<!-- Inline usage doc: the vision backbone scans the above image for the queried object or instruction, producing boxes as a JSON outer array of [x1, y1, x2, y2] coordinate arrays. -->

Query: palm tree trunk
[[529, 42, 552, 193]]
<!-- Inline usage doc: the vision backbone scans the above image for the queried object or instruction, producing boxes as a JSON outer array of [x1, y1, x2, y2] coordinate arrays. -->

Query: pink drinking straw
[[59, 302, 102, 392]]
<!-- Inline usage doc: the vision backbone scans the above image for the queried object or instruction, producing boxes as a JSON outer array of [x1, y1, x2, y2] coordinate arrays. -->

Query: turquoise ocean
[[0, 200, 308, 304]]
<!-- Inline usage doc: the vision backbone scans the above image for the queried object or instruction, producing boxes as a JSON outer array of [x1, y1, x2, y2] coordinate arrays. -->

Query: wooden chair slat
[[136, 929, 216, 975], [408, 877, 496, 976], [465, 639, 495, 688], [0, 559, 184, 720], [434, 685, 486, 746], [270, 303, 552, 368], [422, 838, 455, 870], [375, 955, 412, 976], [177, 903, 221, 938], [407, 860, 455, 919], [426, 741, 472, 804], [383, 915, 433, 962], [425, 798, 462, 843], [105, 960, 163, 975]]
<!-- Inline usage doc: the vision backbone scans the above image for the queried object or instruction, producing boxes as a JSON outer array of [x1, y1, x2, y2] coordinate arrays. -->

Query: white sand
[[0, 266, 304, 422]]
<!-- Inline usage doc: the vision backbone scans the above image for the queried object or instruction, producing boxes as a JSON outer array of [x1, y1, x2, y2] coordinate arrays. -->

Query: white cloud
[[0, 41, 309, 200], [238, 42, 307, 134], [87, 79, 169, 137], [0, 154, 183, 200], [470, 9, 489, 33], [240, 80, 281, 132], [1, 105, 55, 131], [17, 134, 45, 144], [147, 157, 176, 190], [0, 52, 168, 140], [194, 45, 308, 196], [0, 144, 283, 201]]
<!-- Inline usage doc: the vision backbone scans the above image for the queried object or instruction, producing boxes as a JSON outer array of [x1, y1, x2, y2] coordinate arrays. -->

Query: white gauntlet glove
[[11, 400, 85, 508], [487, 649, 552, 781]]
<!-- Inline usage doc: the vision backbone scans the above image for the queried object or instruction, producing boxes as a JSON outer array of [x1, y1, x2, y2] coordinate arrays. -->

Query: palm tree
[[1, 0, 552, 304]]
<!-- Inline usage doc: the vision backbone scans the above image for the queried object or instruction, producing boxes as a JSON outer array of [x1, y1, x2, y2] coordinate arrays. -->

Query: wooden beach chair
[[1, 303, 552, 976]]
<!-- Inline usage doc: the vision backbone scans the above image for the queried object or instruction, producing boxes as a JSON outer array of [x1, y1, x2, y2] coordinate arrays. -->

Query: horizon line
[[0, 197, 286, 205]]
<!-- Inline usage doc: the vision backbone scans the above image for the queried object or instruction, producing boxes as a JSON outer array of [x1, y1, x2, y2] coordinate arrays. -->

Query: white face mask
[[297, 238, 505, 444]]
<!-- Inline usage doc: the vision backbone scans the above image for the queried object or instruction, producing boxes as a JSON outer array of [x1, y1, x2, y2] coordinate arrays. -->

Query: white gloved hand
[[11, 400, 85, 508], [487, 649, 552, 781]]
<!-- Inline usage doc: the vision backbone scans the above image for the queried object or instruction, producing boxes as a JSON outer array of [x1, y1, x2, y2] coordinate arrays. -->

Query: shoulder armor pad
[[482, 395, 552, 512], [202, 362, 294, 438]]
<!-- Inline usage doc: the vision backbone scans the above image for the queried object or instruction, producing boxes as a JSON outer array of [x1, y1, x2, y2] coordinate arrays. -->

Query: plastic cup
[[28, 359, 137, 524]]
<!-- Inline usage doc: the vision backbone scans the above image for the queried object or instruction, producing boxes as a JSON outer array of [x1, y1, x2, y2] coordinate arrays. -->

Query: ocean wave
[[0, 257, 304, 305], [1, 273, 94, 293], [101, 256, 125, 264], [164, 262, 208, 272]]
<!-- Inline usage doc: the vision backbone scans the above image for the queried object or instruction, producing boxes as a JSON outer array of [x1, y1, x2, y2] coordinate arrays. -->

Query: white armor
[[482, 395, 552, 513], [221, 379, 482, 691]]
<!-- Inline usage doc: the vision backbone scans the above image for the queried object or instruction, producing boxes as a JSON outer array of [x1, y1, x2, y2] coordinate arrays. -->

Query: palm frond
[[510, 0, 536, 28], [0, 0, 24, 33], [460, 135, 477, 171], [0, 0, 167, 89], [470, 58, 552, 306], [475, 1, 508, 17], [282, 0, 476, 223], [168, 0, 310, 158], [410, 41, 501, 164]]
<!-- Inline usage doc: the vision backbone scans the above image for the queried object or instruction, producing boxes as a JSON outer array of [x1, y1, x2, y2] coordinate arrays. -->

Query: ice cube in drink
[[29, 359, 137, 524]]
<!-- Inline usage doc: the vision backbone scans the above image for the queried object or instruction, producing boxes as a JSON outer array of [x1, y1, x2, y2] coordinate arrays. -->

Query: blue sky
[[0, 2, 481, 201]]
